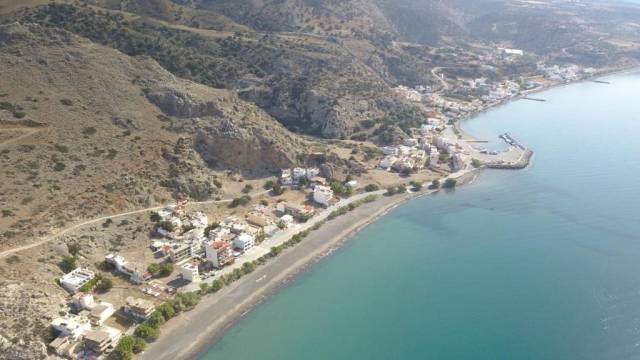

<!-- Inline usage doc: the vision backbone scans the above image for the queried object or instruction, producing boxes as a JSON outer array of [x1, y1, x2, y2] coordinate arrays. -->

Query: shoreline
[[140, 169, 479, 360], [140, 65, 639, 360]]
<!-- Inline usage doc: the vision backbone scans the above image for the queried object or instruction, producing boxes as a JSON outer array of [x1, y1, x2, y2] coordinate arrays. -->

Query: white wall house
[[51, 315, 91, 339], [234, 233, 256, 252], [313, 185, 334, 206], [180, 262, 200, 283], [60, 268, 95, 294]]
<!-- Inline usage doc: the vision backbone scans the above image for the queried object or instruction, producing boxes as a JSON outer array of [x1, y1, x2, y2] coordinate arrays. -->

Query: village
[[43, 48, 602, 360]]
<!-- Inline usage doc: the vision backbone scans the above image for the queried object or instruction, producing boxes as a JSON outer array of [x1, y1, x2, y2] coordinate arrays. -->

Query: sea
[[199, 71, 640, 360]]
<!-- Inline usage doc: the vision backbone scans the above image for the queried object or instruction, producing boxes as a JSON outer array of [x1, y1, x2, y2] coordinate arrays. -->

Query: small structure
[[84, 327, 122, 354], [279, 214, 294, 226], [277, 202, 315, 220], [70, 293, 95, 312], [313, 185, 334, 207], [346, 180, 358, 188], [234, 233, 255, 252], [180, 262, 200, 283], [124, 297, 156, 321], [380, 156, 398, 170], [49, 336, 77, 358], [51, 315, 91, 339], [89, 302, 115, 326], [60, 268, 95, 294]]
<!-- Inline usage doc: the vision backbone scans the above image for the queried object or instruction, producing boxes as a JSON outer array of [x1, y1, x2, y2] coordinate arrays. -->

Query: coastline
[[140, 169, 479, 360], [139, 65, 640, 360]]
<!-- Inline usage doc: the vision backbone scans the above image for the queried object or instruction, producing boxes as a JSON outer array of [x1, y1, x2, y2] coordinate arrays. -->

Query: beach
[[140, 169, 479, 360]]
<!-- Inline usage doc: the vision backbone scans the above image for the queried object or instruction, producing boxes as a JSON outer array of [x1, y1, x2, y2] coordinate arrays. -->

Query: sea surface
[[200, 72, 640, 360]]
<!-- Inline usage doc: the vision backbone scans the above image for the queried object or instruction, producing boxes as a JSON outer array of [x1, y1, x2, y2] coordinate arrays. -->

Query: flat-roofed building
[[234, 233, 255, 252], [51, 314, 91, 339], [124, 297, 155, 321], [89, 302, 115, 326], [60, 268, 95, 294], [205, 241, 233, 268], [84, 326, 121, 354], [180, 262, 200, 283]]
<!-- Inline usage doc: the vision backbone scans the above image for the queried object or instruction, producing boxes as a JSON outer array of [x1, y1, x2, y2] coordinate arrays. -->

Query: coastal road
[[0, 190, 271, 259]]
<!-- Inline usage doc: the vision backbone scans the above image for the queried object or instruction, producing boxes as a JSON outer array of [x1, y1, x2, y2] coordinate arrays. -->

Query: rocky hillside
[[0, 22, 307, 250]]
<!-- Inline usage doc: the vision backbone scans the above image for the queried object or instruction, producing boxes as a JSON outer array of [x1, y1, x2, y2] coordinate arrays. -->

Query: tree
[[199, 282, 210, 294], [396, 185, 407, 194], [364, 184, 379, 192], [135, 324, 160, 341], [147, 263, 161, 277], [430, 179, 441, 189], [242, 261, 256, 274], [386, 186, 397, 196], [113, 336, 135, 360], [67, 243, 81, 257], [263, 180, 275, 190], [149, 212, 161, 222], [242, 184, 253, 193], [410, 181, 423, 191], [157, 303, 175, 320], [443, 178, 457, 189], [298, 176, 308, 187], [210, 279, 224, 293], [271, 183, 285, 195], [471, 158, 482, 168], [158, 263, 174, 277], [96, 276, 113, 292], [157, 220, 175, 232], [132, 336, 146, 353], [145, 311, 166, 328], [59, 256, 77, 273]]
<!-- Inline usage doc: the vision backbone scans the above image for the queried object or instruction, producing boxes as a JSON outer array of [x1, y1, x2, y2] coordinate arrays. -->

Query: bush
[[53, 162, 66, 172], [230, 195, 251, 208], [60, 98, 73, 106], [429, 179, 441, 189], [96, 276, 113, 292], [157, 220, 176, 232], [410, 181, 423, 191], [472, 158, 482, 168], [149, 212, 161, 222], [145, 311, 165, 328], [67, 243, 81, 257], [134, 324, 160, 341], [81, 127, 97, 136], [156, 303, 175, 320], [113, 336, 135, 360], [132, 336, 146, 353], [264, 180, 275, 190], [364, 184, 379, 192], [158, 263, 173, 277], [59, 256, 76, 273], [242, 184, 253, 193], [271, 183, 285, 195], [443, 178, 457, 189]]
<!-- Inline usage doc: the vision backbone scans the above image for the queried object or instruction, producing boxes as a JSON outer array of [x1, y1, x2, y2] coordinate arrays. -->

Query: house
[[89, 302, 115, 326], [83, 327, 122, 354], [60, 268, 95, 294], [404, 138, 418, 147], [279, 214, 294, 226], [429, 147, 440, 167], [451, 153, 467, 171], [234, 233, 255, 252], [382, 146, 398, 156], [313, 185, 334, 207], [184, 212, 208, 230], [205, 241, 234, 268], [124, 297, 155, 321], [51, 315, 91, 339], [169, 244, 191, 264], [70, 293, 95, 311], [180, 262, 200, 283], [292, 167, 307, 180], [105, 254, 146, 284], [306, 167, 321, 178], [280, 169, 293, 185], [277, 202, 315, 219], [379, 156, 398, 170], [394, 157, 415, 172], [48, 336, 78, 358]]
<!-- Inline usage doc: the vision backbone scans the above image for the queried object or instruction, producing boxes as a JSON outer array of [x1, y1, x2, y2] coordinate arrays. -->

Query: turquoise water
[[200, 72, 640, 360]]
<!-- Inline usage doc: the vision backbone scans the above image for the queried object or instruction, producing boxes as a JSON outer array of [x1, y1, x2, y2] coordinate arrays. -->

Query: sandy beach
[[139, 169, 479, 360]]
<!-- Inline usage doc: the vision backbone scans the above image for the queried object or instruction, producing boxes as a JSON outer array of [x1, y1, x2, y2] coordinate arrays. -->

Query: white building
[[280, 169, 293, 185], [60, 268, 95, 294], [105, 254, 145, 284], [379, 156, 398, 170], [51, 315, 91, 339], [71, 293, 95, 311], [234, 233, 255, 252], [313, 185, 334, 206], [382, 146, 398, 156], [404, 138, 418, 147], [89, 302, 115, 326], [429, 147, 440, 168], [306, 167, 320, 178], [279, 214, 294, 226], [346, 180, 358, 188], [292, 167, 307, 180], [180, 262, 200, 283]]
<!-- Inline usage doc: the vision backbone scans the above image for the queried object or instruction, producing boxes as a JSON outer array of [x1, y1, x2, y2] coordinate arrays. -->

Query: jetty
[[485, 149, 533, 170], [522, 96, 546, 102], [590, 80, 610, 84]]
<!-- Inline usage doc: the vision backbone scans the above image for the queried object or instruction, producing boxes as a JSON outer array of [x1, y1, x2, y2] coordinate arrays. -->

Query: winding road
[[0, 190, 271, 259]]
